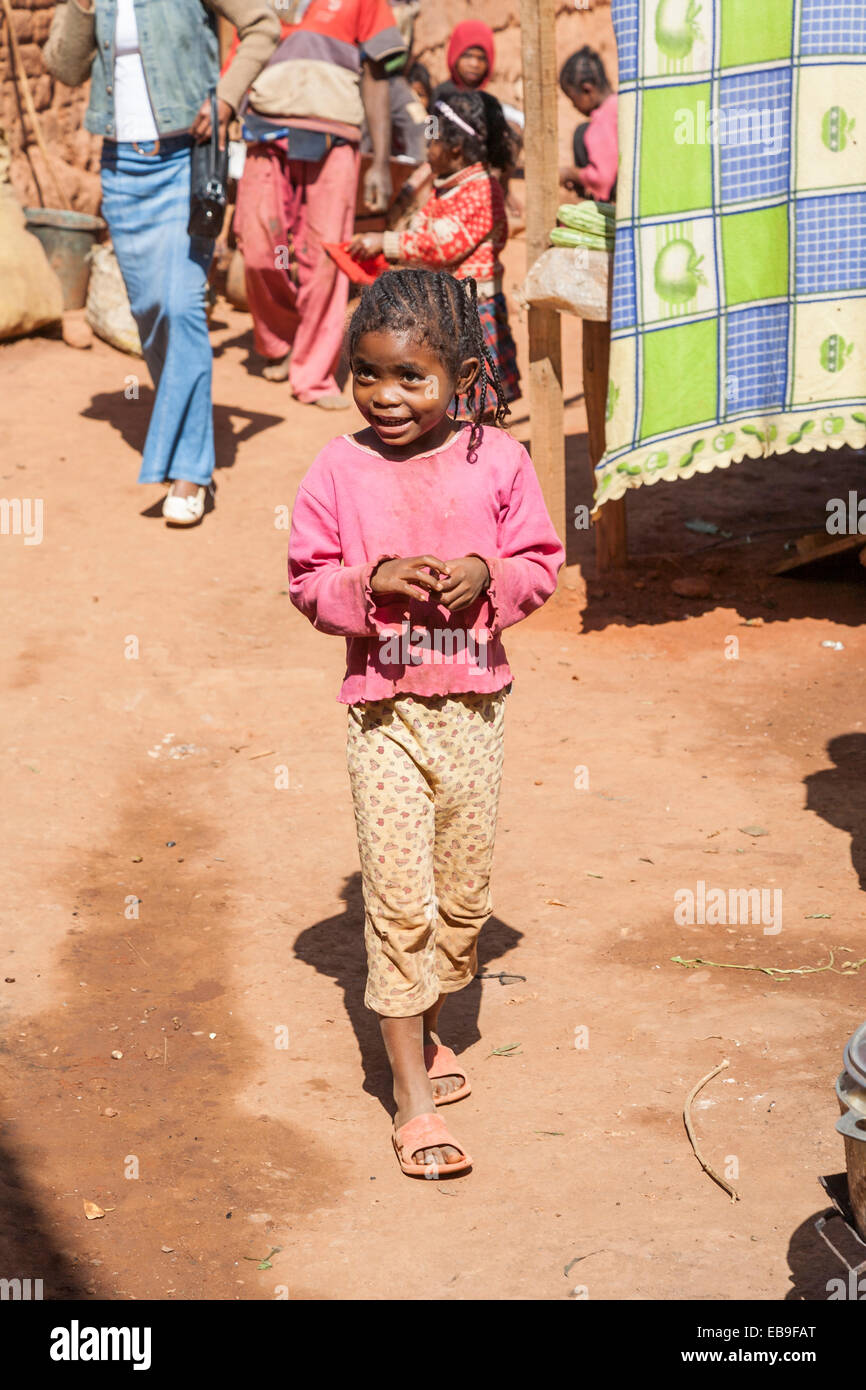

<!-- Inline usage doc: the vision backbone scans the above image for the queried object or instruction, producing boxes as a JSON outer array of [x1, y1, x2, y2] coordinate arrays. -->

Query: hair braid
[[459, 277, 509, 459]]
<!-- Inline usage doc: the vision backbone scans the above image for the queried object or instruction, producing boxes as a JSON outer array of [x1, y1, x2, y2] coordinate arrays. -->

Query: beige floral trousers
[[346, 691, 507, 1017]]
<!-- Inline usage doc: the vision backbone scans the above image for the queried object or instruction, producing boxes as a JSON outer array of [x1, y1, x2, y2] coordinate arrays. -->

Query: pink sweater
[[289, 426, 564, 704], [582, 94, 618, 202]]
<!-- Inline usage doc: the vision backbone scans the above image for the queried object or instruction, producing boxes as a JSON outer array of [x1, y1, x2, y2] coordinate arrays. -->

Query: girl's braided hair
[[432, 88, 515, 172], [559, 45, 611, 95], [347, 268, 510, 461]]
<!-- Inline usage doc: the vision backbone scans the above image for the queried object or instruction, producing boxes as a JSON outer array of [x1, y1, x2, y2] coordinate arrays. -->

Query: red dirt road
[[2, 251, 865, 1301]]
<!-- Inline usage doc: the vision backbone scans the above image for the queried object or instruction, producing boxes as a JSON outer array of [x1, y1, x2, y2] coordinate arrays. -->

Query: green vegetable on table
[[549, 227, 614, 251]]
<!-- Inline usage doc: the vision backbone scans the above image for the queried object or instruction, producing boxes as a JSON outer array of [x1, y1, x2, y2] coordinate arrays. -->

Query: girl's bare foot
[[422, 997, 463, 1100], [393, 1084, 464, 1169], [424, 1030, 464, 1100], [381, 1012, 463, 1168]]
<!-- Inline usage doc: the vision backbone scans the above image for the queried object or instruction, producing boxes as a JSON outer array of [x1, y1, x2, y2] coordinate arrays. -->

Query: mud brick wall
[[412, 0, 617, 167], [0, 0, 101, 211], [0, 0, 617, 212]]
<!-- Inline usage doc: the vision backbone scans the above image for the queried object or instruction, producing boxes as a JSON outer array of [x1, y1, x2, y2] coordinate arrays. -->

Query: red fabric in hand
[[323, 242, 389, 286]]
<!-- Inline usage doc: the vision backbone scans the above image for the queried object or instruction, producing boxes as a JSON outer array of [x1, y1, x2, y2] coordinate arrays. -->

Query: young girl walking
[[289, 268, 563, 1177], [349, 89, 522, 411]]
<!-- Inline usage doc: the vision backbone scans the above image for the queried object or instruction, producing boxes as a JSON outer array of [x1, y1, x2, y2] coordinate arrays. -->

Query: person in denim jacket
[[43, 0, 279, 526]]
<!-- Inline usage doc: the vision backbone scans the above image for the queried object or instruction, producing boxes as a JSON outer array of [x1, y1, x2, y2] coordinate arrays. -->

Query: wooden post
[[583, 318, 627, 570], [520, 0, 565, 541]]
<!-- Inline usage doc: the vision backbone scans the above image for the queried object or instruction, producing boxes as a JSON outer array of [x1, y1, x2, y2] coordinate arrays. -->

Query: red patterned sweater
[[382, 163, 506, 299]]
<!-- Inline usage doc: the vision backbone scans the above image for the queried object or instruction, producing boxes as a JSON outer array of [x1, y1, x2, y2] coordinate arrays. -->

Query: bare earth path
[[2, 254, 865, 1300]]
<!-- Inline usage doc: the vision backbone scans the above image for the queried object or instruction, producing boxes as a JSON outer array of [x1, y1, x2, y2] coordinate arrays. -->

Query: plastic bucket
[[23, 208, 106, 311]]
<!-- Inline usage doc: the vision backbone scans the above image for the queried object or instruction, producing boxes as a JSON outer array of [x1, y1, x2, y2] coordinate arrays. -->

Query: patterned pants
[[347, 692, 507, 1017]]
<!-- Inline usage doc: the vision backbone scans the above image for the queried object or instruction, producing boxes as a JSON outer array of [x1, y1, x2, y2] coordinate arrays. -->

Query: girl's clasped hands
[[371, 555, 490, 612]]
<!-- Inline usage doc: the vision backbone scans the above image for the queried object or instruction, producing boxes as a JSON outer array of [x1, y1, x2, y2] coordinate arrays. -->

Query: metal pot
[[24, 208, 106, 311], [836, 1021, 866, 1241]]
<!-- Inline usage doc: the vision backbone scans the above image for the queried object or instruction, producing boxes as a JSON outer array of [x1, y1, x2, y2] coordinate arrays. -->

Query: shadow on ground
[[293, 871, 521, 1114], [82, 390, 283, 473], [5, 775, 341, 1299], [0, 1131, 84, 1299], [804, 734, 866, 891], [785, 1207, 863, 1300], [565, 438, 866, 630]]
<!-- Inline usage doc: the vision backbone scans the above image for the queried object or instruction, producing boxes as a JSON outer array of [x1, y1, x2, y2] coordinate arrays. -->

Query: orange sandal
[[424, 1043, 471, 1105], [392, 1112, 472, 1178]]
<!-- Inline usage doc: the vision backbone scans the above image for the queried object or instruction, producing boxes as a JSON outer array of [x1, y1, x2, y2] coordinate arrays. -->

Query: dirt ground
[[2, 236, 865, 1303]]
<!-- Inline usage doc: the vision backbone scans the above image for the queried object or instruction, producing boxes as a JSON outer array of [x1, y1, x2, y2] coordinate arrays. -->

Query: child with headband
[[349, 88, 522, 412]]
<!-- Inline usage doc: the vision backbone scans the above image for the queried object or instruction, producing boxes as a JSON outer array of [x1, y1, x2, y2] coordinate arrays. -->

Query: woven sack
[[86, 241, 142, 355]]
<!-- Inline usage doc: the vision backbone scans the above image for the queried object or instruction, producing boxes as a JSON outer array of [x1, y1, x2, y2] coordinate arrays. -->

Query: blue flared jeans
[[100, 136, 215, 486]]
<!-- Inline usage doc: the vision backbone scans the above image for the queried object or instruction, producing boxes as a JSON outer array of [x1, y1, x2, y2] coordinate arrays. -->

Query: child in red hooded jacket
[[443, 19, 495, 92], [432, 20, 525, 231]]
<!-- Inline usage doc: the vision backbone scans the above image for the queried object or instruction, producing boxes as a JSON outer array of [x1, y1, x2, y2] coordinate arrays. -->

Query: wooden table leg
[[583, 318, 627, 570], [520, 0, 566, 542], [526, 307, 565, 540]]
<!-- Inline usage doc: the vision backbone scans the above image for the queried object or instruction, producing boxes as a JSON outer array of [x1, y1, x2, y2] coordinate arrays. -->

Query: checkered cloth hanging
[[597, 0, 866, 503]]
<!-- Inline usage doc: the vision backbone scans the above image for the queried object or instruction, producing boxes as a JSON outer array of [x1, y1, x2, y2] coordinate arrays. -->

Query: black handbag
[[188, 88, 229, 239]]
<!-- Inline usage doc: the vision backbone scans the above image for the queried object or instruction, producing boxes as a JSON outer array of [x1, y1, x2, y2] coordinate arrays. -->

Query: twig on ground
[[124, 937, 148, 967], [564, 1252, 603, 1277], [671, 948, 866, 981], [683, 1058, 740, 1203]]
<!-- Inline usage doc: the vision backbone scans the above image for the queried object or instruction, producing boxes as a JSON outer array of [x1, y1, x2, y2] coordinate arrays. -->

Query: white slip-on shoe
[[162, 484, 207, 526]]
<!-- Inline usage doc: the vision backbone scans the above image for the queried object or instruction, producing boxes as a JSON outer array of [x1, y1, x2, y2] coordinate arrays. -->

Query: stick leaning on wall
[[1, 0, 71, 210]]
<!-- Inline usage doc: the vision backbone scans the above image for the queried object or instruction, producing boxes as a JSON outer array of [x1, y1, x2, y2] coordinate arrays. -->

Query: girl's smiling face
[[352, 329, 479, 455]]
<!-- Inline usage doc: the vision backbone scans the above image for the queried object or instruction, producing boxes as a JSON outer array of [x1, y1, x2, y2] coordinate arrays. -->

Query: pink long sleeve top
[[289, 426, 564, 704], [581, 94, 618, 202]]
